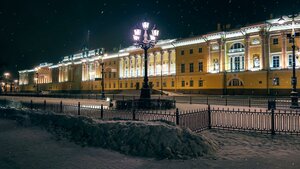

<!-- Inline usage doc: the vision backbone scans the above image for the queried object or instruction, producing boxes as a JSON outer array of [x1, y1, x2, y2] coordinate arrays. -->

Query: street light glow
[[142, 22, 149, 30]]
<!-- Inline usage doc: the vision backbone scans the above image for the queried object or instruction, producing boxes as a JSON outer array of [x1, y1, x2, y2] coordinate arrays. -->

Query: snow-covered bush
[[0, 107, 216, 159]]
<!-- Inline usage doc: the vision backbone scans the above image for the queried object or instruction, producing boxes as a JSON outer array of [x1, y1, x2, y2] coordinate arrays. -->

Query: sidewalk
[[1, 119, 299, 169]]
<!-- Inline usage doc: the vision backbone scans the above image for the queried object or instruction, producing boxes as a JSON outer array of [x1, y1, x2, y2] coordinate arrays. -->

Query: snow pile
[[0, 107, 216, 159]]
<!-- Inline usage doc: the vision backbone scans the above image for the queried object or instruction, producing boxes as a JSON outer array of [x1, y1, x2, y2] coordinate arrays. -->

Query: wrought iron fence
[[0, 98, 300, 135]]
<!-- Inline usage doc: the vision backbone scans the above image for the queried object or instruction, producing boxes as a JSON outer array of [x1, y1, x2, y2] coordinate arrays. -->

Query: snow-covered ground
[[1, 119, 299, 169]]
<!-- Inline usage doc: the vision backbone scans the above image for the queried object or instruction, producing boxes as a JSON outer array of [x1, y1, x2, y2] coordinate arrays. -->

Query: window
[[171, 81, 174, 87], [189, 49, 193, 54], [273, 38, 278, 45], [130, 83, 133, 88], [181, 64, 185, 73], [198, 80, 203, 87], [289, 54, 293, 67], [120, 83, 122, 88], [113, 83, 116, 88], [156, 82, 159, 87], [253, 55, 260, 68], [273, 77, 280, 86], [189, 63, 194, 72], [198, 62, 203, 72], [125, 83, 128, 88], [113, 73, 116, 78], [198, 48, 203, 53], [190, 80, 194, 87], [228, 79, 244, 86], [181, 50, 184, 55], [272, 55, 280, 68], [213, 59, 219, 71], [181, 81, 185, 87]]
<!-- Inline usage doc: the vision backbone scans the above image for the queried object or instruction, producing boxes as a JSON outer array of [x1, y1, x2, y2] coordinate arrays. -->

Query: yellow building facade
[[18, 16, 300, 95]]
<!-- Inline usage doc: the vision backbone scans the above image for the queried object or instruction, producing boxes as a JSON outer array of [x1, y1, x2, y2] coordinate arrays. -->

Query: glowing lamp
[[152, 28, 159, 37], [134, 28, 141, 36], [142, 22, 149, 30], [150, 35, 156, 41], [133, 35, 140, 41]]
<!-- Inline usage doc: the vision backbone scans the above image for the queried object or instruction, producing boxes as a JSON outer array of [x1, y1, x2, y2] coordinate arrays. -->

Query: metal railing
[[0, 98, 300, 135]]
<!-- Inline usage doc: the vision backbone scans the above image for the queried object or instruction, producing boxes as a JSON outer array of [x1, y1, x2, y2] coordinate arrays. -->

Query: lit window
[[189, 63, 194, 72], [198, 80, 203, 87], [272, 56, 280, 68], [273, 77, 280, 86], [253, 55, 260, 68], [198, 62, 203, 72]]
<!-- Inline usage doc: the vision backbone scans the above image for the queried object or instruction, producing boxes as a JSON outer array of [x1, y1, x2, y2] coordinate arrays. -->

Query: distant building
[[18, 16, 300, 95]]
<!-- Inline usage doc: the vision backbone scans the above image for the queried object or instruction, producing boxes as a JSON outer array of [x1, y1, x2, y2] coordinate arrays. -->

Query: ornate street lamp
[[133, 21, 159, 99], [100, 62, 105, 100], [279, 13, 300, 108]]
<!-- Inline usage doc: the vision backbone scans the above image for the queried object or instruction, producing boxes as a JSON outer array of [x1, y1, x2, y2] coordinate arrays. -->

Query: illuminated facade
[[19, 16, 300, 95]]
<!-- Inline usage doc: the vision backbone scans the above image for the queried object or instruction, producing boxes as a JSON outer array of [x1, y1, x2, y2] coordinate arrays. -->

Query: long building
[[18, 16, 300, 95]]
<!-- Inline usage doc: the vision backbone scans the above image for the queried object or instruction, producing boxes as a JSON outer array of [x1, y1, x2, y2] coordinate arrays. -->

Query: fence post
[[112, 94, 115, 100], [30, 100, 33, 110], [207, 96, 209, 105], [43, 100, 46, 110], [189, 96, 192, 104], [271, 108, 275, 135], [78, 102, 81, 115], [225, 96, 227, 106], [60, 101, 63, 113], [248, 97, 251, 107], [100, 104, 103, 119], [175, 108, 179, 125], [122, 95, 125, 101], [208, 104, 212, 129]]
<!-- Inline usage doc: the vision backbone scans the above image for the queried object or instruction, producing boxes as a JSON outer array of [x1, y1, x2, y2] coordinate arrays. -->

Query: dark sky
[[1, 0, 299, 78]]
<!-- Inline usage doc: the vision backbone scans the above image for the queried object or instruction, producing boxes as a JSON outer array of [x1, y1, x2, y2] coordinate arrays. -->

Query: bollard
[[175, 108, 179, 125], [78, 102, 81, 115], [44, 100, 46, 110], [208, 104, 212, 129], [100, 104, 103, 119], [60, 101, 63, 113], [271, 108, 275, 135]]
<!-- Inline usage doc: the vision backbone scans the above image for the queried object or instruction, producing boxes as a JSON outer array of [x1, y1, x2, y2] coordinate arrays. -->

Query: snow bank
[[0, 107, 216, 159]]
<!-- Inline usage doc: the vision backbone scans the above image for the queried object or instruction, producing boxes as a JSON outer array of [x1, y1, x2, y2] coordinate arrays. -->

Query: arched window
[[228, 78, 244, 86], [229, 43, 245, 53]]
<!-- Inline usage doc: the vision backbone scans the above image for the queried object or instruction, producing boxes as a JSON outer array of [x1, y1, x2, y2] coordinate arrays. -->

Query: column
[[245, 35, 250, 70], [207, 41, 211, 72], [168, 50, 171, 75], [218, 39, 225, 72], [281, 32, 286, 68]]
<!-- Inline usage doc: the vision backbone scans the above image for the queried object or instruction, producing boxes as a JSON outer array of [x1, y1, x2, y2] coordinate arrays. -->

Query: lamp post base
[[140, 87, 151, 99], [290, 91, 300, 109]]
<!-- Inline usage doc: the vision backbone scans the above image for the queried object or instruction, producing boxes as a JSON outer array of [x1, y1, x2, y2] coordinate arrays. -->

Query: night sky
[[1, 0, 300, 78]]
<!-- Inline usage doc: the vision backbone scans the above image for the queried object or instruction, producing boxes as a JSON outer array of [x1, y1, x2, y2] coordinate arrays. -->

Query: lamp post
[[100, 62, 105, 99], [133, 21, 159, 99], [35, 72, 39, 94], [278, 13, 300, 108]]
